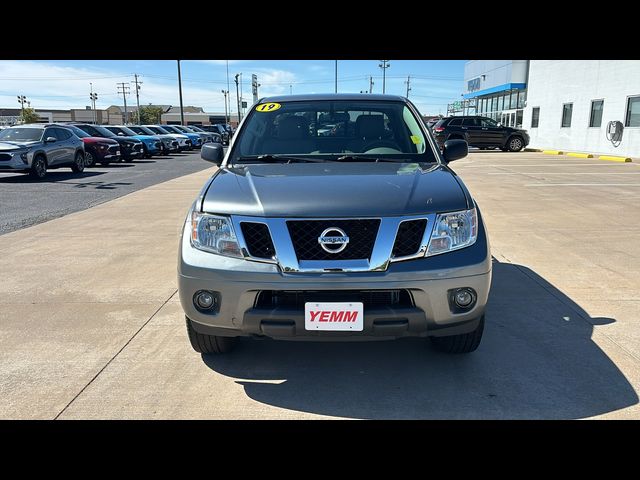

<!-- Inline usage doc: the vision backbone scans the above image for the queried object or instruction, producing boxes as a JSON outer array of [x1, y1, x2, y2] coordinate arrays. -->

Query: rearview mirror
[[442, 139, 468, 162], [45, 136, 56, 143], [201, 143, 224, 166]]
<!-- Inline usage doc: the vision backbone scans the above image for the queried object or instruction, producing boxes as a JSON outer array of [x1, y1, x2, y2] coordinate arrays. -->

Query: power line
[[116, 82, 130, 124]]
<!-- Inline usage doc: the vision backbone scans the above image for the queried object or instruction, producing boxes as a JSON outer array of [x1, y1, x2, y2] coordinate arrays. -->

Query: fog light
[[194, 290, 215, 310], [454, 289, 473, 307]]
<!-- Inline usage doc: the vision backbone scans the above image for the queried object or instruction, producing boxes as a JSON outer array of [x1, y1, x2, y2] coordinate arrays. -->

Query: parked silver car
[[0, 124, 85, 179]]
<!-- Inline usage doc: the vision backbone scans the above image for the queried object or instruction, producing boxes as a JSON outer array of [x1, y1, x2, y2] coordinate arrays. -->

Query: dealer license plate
[[304, 302, 364, 331]]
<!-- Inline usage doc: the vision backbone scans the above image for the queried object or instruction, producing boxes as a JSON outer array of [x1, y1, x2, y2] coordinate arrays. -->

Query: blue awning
[[464, 83, 526, 99]]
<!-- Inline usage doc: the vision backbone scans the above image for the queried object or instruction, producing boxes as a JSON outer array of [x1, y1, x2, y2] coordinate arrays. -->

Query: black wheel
[[71, 151, 85, 173], [430, 315, 484, 354], [507, 136, 524, 152], [185, 317, 237, 354], [29, 155, 47, 179], [85, 150, 96, 167]]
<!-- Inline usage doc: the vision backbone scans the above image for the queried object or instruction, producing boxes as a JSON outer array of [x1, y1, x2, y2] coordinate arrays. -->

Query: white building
[[523, 60, 640, 157]]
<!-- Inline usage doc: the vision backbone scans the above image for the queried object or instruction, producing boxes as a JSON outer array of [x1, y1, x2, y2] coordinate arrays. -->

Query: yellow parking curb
[[598, 155, 632, 163], [567, 152, 594, 158], [542, 150, 564, 155]]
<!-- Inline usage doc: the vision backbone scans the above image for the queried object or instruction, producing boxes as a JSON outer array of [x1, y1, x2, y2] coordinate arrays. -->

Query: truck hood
[[202, 162, 469, 217], [0, 140, 39, 151]]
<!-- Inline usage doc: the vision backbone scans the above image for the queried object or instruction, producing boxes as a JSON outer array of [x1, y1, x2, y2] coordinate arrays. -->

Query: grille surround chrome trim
[[231, 214, 436, 273]]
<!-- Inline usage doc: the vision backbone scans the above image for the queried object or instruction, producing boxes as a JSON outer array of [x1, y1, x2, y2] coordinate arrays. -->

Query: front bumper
[[178, 213, 492, 340], [0, 152, 30, 171]]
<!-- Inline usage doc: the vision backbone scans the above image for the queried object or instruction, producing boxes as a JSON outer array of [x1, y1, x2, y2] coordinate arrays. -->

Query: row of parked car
[[0, 122, 225, 179]]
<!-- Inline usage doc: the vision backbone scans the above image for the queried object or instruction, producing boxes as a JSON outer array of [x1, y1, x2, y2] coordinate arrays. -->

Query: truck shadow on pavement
[[203, 259, 638, 419]]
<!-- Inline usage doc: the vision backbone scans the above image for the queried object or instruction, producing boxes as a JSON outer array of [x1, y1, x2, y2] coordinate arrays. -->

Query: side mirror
[[442, 139, 468, 162], [201, 143, 224, 166], [45, 136, 56, 143]]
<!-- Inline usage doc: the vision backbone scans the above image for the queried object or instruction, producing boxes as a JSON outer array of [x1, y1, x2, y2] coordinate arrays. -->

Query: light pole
[[89, 83, 98, 124], [378, 60, 390, 94], [17, 95, 27, 120], [177, 60, 185, 126], [234, 74, 241, 124], [221, 90, 229, 126], [133, 74, 142, 124]]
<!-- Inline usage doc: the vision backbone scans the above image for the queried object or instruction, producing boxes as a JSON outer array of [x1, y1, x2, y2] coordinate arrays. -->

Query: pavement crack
[[52, 289, 178, 420]]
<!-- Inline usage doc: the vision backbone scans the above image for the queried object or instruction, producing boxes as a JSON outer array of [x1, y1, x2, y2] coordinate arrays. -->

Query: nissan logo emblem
[[318, 227, 349, 254]]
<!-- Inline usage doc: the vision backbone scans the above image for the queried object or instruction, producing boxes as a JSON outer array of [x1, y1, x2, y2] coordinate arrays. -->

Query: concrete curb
[[524, 148, 542, 152], [567, 152, 594, 158], [598, 155, 632, 163]]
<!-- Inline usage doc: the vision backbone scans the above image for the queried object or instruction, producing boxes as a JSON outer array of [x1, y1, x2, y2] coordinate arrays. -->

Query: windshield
[[66, 125, 90, 138], [147, 126, 169, 134], [117, 126, 139, 136], [230, 100, 435, 163], [129, 126, 152, 135], [90, 125, 117, 138], [0, 127, 43, 142], [189, 126, 204, 132], [173, 126, 190, 133], [161, 125, 179, 133]]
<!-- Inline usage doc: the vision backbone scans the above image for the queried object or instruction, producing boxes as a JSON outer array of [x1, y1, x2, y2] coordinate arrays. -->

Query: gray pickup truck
[[178, 94, 491, 355]]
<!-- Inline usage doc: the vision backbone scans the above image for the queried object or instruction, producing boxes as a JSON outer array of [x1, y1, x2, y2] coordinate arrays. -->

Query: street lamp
[[221, 90, 229, 126], [90, 83, 98, 124], [17, 95, 27, 120]]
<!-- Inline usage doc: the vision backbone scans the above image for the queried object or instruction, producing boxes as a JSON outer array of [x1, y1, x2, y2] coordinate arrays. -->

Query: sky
[[0, 60, 465, 116]]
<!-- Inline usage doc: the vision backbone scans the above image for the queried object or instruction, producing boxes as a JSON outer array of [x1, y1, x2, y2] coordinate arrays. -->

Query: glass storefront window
[[510, 91, 517, 109], [498, 95, 504, 112], [517, 90, 527, 109]]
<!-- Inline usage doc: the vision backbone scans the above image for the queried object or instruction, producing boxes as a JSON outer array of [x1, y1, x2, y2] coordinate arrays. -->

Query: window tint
[[462, 118, 479, 126], [55, 128, 72, 140], [561, 103, 573, 128], [589, 100, 603, 127], [625, 96, 640, 127], [480, 117, 497, 127], [43, 128, 57, 140], [448, 118, 463, 126], [531, 107, 540, 128], [78, 125, 100, 136]]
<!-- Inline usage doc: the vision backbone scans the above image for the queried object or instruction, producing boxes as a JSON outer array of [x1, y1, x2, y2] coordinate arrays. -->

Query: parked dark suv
[[432, 116, 529, 152]]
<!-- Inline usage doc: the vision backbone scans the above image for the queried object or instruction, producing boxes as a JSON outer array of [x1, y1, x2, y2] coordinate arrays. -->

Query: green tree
[[132, 105, 164, 124], [19, 107, 40, 124]]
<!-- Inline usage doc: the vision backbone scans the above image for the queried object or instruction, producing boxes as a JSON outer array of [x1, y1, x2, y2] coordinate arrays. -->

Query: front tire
[[186, 317, 237, 354], [29, 155, 47, 179], [430, 315, 484, 354], [85, 150, 96, 167], [507, 136, 524, 152], [71, 151, 85, 173]]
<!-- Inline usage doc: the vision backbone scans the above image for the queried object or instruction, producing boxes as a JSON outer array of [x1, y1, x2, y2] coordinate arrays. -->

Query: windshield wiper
[[334, 155, 429, 163], [236, 155, 328, 164]]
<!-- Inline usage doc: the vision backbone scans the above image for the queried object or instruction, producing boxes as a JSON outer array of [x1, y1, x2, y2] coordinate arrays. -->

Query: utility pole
[[239, 73, 244, 117], [405, 75, 411, 98], [117, 83, 130, 124], [234, 74, 241, 124], [226, 60, 231, 126], [221, 90, 229, 126], [334, 60, 338, 93], [369, 75, 374, 94], [17, 95, 26, 119], [251, 74, 259, 105], [133, 74, 142, 124], [379, 60, 390, 94], [89, 83, 98, 124], [177, 60, 185, 126]]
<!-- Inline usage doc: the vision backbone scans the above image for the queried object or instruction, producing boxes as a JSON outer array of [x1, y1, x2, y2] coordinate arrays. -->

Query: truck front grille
[[391, 219, 427, 257], [286, 219, 380, 261], [255, 289, 413, 309], [240, 222, 275, 259]]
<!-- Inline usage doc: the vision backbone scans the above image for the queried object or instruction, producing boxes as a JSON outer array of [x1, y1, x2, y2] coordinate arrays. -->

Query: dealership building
[[463, 60, 640, 157]]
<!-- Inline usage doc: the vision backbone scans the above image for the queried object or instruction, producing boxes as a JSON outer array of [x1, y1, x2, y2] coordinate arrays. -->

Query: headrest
[[355, 115, 385, 138], [277, 116, 309, 139]]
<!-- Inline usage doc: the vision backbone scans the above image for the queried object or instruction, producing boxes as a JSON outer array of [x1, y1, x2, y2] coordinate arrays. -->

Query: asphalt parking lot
[[0, 151, 212, 235], [1, 151, 639, 419]]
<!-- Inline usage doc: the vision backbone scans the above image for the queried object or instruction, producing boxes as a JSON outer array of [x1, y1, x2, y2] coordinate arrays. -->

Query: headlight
[[190, 211, 242, 258], [426, 207, 477, 256], [20, 150, 29, 163]]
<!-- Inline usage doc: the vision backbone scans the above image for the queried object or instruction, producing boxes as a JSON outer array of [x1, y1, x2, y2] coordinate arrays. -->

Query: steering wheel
[[361, 139, 401, 152]]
